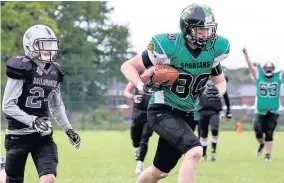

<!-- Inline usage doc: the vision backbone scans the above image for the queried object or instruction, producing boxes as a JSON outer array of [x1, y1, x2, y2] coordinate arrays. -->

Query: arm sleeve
[[142, 35, 171, 68], [2, 78, 37, 126], [223, 91, 231, 111], [49, 86, 72, 131], [211, 63, 223, 76]]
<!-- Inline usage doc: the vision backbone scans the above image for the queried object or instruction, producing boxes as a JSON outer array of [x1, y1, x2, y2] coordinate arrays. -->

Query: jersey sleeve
[[6, 56, 32, 79], [2, 78, 37, 126], [142, 34, 173, 68], [49, 85, 72, 131], [212, 36, 230, 68]]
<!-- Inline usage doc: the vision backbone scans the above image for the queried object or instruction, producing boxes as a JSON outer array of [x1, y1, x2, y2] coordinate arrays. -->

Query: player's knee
[[184, 146, 203, 162], [265, 131, 274, 141], [6, 175, 24, 183], [200, 130, 208, 138], [150, 166, 168, 179], [211, 128, 219, 136], [40, 174, 55, 183], [5, 167, 23, 183], [254, 130, 263, 139]]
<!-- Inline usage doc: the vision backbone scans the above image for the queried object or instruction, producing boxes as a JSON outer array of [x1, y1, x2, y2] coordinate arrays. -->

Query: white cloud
[[109, 0, 284, 69]]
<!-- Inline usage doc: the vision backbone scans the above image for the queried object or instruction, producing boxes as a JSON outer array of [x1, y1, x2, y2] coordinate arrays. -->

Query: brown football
[[140, 65, 179, 86]]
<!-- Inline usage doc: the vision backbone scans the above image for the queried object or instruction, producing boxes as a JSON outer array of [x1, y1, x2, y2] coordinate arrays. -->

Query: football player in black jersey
[[124, 72, 154, 175], [2, 24, 81, 183], [198, 75, 231, 161]]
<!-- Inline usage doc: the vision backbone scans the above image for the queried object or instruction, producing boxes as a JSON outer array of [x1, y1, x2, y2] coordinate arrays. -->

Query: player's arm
[[223, 91, 231, 111], [2, 78, 37, 127], [280, 71, 284, 80], [121, 54, 146, 91], [121, 35, 170, 92], [242, 48, 258, 80], [210, 72, 226, 96], [124, 82, 134, 99], [209, 36, 230, 96], [49, 86, 81, 149], [223, 76, 231, 110]]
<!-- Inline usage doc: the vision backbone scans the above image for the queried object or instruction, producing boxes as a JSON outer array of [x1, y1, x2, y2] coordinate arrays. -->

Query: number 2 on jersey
[[171, 73, 209, 99], [25, 87, 45, 108]]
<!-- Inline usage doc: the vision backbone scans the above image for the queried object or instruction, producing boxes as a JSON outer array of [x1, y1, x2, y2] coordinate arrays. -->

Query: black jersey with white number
[[5, 56, 64, 130]]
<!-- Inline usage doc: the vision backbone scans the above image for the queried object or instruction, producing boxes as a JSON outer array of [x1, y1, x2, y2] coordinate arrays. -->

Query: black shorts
[[198, 110, 220, 138], [5, 133, 58, 179], [131, 107, 153, 147], [254, 112, 278, 135], [147, 104, 201, 173]]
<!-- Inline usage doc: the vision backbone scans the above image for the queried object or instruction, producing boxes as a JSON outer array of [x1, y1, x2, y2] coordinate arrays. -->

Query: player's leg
[[263, 113, 279, 161], [31, 134, 58, 183], [136, 136, 181, 183], [136, 105, 202, 183], [5, 135, 29, 183], [136, 119, 154, 174], [209, 112, 220, 161], [131, 109, 144, 160], [198, 112, 210, 160], [253, 114, 265, 156]]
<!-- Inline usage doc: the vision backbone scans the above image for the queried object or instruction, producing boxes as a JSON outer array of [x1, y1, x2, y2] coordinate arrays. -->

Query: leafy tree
[[1, 1, 135, 110]]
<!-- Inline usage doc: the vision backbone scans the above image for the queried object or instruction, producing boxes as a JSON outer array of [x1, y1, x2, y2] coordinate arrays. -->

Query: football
[[140, 65, 179, 86]]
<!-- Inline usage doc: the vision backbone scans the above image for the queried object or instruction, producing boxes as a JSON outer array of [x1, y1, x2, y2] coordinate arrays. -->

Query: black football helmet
[[180, 4, 218, 50]]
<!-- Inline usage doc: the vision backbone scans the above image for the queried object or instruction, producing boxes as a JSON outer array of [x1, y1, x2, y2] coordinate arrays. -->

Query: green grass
[[1, 131, 284, 183]]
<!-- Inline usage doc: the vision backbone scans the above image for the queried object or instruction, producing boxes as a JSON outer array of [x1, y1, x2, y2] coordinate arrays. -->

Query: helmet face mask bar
[[32, 38, 59, 62]]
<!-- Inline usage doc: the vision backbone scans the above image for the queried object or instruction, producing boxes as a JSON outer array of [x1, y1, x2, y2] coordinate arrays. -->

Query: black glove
[[66, 129, 81, 149], [242, 48, 247, 55], [32, 117, 52, 136], [226, 110, 232, 120], [205, 84, 220, 100], [143, 71, 170, 95], [132, 95, 143, 103]]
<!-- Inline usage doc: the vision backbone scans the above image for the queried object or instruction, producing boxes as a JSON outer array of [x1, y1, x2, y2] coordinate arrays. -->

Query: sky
[[109, 0, 284, 69]]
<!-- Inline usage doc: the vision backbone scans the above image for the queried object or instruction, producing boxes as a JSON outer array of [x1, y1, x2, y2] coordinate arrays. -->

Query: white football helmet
[[23, 24, 59, 62], [262, 61, 275, 77]]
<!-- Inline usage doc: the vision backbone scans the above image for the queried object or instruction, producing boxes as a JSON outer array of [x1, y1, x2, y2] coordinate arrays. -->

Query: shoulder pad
[[6, 56, 33, 79], [151, 33, 180, 56], [52, 62, 65, 82], [214, 35, 230, 58]]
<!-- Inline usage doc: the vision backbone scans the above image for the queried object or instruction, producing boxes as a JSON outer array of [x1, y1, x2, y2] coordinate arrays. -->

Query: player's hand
[[66, 129, 81, 149], [32, 117, 52, 135], [242, 48, 248, 55], [132, 95, 143, 103], [204, 84, 220, 100], [143, 71, 170, 94], [226, 110, 232, 120]]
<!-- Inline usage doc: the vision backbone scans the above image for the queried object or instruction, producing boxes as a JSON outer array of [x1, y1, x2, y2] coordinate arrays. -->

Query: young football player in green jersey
[[121, 4, 229, 183], [243, 48, 283, 161]]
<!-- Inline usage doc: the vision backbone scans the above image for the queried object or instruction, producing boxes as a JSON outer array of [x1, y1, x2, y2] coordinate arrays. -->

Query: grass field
[[1, 131, 284, 183]]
